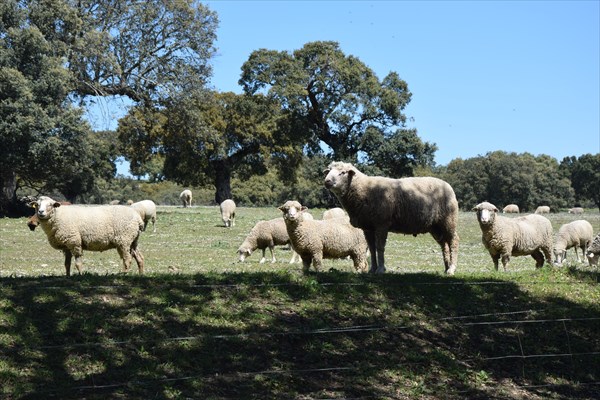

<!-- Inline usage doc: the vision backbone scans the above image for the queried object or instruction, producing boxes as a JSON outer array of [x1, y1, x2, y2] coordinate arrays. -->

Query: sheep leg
[[269, 245, 276, 263], [131, 248, 144, 274], [531, 250, 545, 269], [541, 247, 553, 267], [311, 252, 323, 272], [301, 256, 312, 274], [71, 246, 84, 274], [373, 231, 387, 273], [289, 245, 299, 264], [117, 246, 132, 273], [500, 255, 510, 271], [365, 231, 377, 273], [259, 248, 267, 264], [63, 250, 72, 276], [491, 255, 500, 271]]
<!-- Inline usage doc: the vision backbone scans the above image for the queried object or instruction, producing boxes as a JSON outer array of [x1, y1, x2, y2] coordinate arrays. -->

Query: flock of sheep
[[26, 162, 600, 276]]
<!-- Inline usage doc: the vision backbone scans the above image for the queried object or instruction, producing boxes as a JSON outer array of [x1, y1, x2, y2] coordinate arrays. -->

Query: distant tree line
[[1, 1, 598, 216]]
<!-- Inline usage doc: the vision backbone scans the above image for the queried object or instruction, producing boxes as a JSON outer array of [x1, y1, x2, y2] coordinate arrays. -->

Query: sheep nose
[[324, 179, 332, 189]]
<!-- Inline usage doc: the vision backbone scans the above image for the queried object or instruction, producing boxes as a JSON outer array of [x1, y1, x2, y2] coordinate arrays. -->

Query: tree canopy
[[239, 41, 435, 172]]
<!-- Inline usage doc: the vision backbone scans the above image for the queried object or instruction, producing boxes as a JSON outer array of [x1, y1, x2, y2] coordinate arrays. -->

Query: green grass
[[0, 207, 599, 399]]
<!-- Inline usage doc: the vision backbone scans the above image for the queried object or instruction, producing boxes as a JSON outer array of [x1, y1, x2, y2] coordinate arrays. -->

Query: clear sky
[[203, 0, 600, 166]]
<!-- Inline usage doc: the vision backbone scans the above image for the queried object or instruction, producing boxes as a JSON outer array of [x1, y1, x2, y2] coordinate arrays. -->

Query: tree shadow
[[1, 271, 598, 399]]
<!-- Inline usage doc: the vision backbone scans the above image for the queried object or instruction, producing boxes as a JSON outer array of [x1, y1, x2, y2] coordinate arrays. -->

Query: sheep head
[[323, 162, 357, 194], [278, 200, 308, 223], [472, 202, 498, 226], [30, 196, 63, 220]]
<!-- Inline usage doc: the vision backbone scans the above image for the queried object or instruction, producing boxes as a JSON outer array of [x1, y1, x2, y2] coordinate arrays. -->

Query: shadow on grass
[[0, 271, 598, 399]]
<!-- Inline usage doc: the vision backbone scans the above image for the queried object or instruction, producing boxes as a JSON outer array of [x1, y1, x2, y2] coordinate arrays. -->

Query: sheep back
[[220, 199, 236, 227]]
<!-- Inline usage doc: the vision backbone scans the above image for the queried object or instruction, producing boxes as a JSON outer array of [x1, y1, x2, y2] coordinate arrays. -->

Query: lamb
[[553, 220, 594, 265], [220, 199, 236, 227], [323, 161, 459, 275], [472, 202, 553, 271], [237, 217, 299, 264], [586, 233, 600, 266], [502, 204, 520, 213], [535, 205, 550, 214], [278, 200, 368, 274], [130, 200, 157, 233], [180, 189, 193, 208], [29, 196, 145, 276], [322, 207, 349, 223], [568, 207, 584, 214]]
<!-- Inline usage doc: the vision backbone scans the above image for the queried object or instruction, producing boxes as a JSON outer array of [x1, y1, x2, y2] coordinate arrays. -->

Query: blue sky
[[93, 1, 599, 172], [205, 0, 599, 166]]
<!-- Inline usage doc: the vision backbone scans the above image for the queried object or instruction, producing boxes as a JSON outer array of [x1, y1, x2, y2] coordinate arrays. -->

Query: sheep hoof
[[375, 266, 386, 274], [446, 265, 456, 275]]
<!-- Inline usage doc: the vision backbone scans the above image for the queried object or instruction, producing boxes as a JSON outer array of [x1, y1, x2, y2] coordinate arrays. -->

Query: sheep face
[[237, 248, 252, 262], [323, 162, 356, 194], [472, 202, 499, 226], [553, 248, 568, 265], [30, 196, 63, 220], [278, 201, 307, 223]]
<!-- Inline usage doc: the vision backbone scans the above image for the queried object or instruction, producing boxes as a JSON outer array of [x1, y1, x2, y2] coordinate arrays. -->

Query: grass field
[[0, 206, 599, 399]]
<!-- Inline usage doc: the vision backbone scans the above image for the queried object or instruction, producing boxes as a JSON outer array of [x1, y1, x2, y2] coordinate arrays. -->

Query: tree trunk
[[0, 170, 20, 217], [213, 160, 232, 204]]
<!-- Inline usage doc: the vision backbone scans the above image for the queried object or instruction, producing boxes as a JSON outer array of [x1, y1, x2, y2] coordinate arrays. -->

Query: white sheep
[[237, 217, 299, 264], [586, 233, 600, 266], [279, 200, 368, 274], [535, 205, 550, 214], [130, 200, 157, 233], [553, 220, 594, 265], [180, 189, 193, 208], [502, 204, 520, 213], [322, 207, 349, 223], [324, 161, 459, 275], [472, 201, 553, 271], [29, 196, 145, 276], [568, 207, 584, 214], [220, 199, 236, 227]]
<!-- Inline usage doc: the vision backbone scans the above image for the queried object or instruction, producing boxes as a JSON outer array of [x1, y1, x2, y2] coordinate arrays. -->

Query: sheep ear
[[277, 206, 285, 212], [471, 206, 479, 212], [493, 206, 498, 213], [323, 169, 330, 175], [301, 206, 308, 212], [28, 201, 38, 209], [347, 169, 355, 178], [54, 202, 62, 208]]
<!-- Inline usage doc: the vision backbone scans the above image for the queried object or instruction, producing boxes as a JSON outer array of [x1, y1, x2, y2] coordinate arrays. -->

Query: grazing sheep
[[323, 161, 459, 275], [502, 204, 520, 214], [553, 220, 594, 265], [29, 196, 145, 276], [568, 207, 584, 214], [220, 199, 236, 227], [322, 207, 349, 222], [237, 217, 299, 264], [535, 205, 550, 214], [180, 189, 193, 208], [586, 233, 600, 266], [126, 199, 134, 205], [130, 200, 157, 233], [279, 200, 368, 274], [472, 202, 553, 271]]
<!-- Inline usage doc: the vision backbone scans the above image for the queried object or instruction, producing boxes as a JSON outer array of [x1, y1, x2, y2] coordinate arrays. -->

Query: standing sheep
[[535, 205, 550, 214], [586, 233, 600, 266], [130, 200, 157, 233], [279, 200, 368, 274], [237, 217, 299, 264], [180, 190, 193, 208], [568, 207, 584, 214], [502, 204, 520, 213], [323, 162, 459, 275], [29, 196, 145, 276], [220, 199, 236, 227], [472, 202, 553, 271], [553, 220, 594, 265]]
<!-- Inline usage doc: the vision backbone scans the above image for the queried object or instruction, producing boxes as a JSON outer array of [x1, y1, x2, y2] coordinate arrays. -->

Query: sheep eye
[[339, 171, 346, 176]]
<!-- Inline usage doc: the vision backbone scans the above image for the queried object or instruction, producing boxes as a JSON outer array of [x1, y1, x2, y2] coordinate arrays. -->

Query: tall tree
[[0, 2, 113, 215], [118, 91, 293, 204], [239, 41, 434, 172]]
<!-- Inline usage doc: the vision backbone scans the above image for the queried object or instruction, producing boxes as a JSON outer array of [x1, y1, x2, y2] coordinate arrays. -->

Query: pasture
[[1, 206, 599, 399]]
